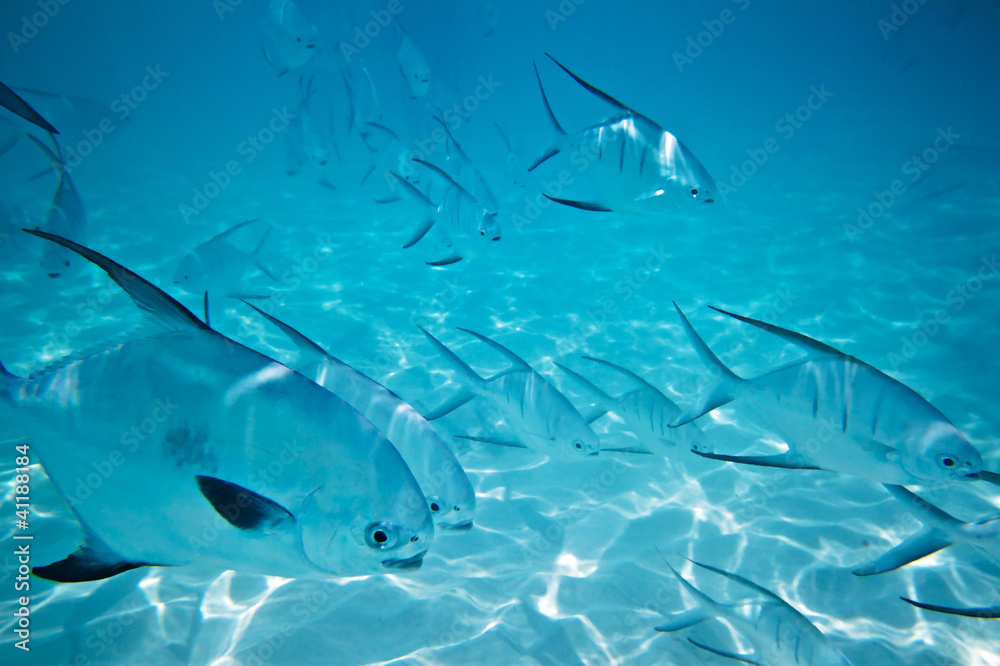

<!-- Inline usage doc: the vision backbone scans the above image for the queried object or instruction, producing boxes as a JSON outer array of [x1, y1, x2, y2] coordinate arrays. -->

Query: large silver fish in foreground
[[244, 302, 477, 531], [555, 356, 703, 455], [671, 304, 988, 486], [657, 559, 855, 666], [853, 485, 1000, 576], [530, 53, 716, 213], [419, 327, 600, 459], [1, 230, 432, 582], [27, 135, 86, 278]]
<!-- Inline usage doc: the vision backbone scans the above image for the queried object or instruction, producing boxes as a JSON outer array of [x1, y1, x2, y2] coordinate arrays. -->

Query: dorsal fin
[[242, 300, 337, 367], [456, 327, 530, 370], [545, 53, 654, 125], [23, 229, 209, 332], [707, 305, 844, 358], [200, 218, 259, 248], [687, 559, 788, 608], [0, 80, 58, 134], [432, 116, 470, 161], [581, 356, 663, 393], [412, 158, 474, 199]]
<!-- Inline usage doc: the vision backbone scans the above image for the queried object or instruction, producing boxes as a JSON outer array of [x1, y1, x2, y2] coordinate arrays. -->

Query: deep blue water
[[1, 0, 999, 664]]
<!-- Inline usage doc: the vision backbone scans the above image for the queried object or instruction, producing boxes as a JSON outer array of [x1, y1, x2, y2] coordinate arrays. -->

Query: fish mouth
[[491, 236, 500, 241], [970, 470, 1000, 486], [439, 520, 474, 532], [703, 198, 715, 204], [47, 273, 60, 278], [381, 552, 426, 570]]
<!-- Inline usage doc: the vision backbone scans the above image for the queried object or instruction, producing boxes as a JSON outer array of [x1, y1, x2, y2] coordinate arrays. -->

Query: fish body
[[531, 54, 715, 213], [343, 64, 383, 152], [0, 202, 28, 259], [397, 28, 431, 98], [261, 0, 317, 75], [27, 135, 86, 277], [392, 160, 500, 266], [556, 357, 702, 454], [672, 304, 984, 486], [1, 231, 432, 582], [658, 560, 854, 666], [246, 304, 476, 531], [173, 219, 276, 297], [420, 327, 600, 459]]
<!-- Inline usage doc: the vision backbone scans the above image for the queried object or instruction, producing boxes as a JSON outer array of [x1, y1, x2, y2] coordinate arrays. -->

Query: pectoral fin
[[196, 476, 295, 533], [653, 608, 709, 632], [690, 449, 821, 470], [600, 446, 654, 455], [455, 434, 528, 449], [901, 597, 1000, 618], [542, 194, 613, 212]]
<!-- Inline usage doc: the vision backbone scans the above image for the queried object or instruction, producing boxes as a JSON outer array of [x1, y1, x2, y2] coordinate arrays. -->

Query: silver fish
[[244, 302, 476, 531], [657, 559, 854, 666], [556, 356, 703, 455], [284, 76, 337, 189], [431, 116, 499, 214], [419, 327, 600, 459], [173, 219, 276, 297], [672, 303, 987, 486], [530, 54, 716, 213], [0, 80, 58, 133], [2, 230, 433, 582], [343, 63, 383, 153], [27, 135, 86, 278], [0, 201, 28, 259], [495, 121, 527, 190], [853, 484, 1000, 576], [397, 26, 431, 98], [391, 159, 500, 266], [260, 0, 317, 76]]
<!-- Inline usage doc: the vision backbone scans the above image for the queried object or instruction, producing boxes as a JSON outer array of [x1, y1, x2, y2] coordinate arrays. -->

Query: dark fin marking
[[527, 62, 564, 172], [600, 446, 654, 455], [196, 475, 295, 532], [707, 305, 844, 358], [203, 292, 210, 327], [455, 434, 528, 449], [456, 328, 531, 370], [23, 230, 209, 332], [0, 80, 59, 134], [242, 300, 331, 366], [544, 53, 652, 124], [427, 255, 462, 266], [690, 449, 821, 470], [542, 194, 613, 212], [687, 638, 762, 665], [33, 551, 154, 583], [901, 597, 1000, 619]]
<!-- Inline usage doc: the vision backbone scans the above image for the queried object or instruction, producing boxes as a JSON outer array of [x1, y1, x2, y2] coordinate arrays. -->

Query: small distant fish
[[530, 54, 715, 213], [173, 219, 277, 297], [343, 63, 383, 152], [397, 26, 431, 98], [476, 1, 499, 37], [431, 116, 499, 214], [244, 302, 477, 531], [285, 76, 337, 189], [3, 230, 433, 582], [261, 0, 317, 76], [390, 158, 500, 266], [27, 134, 86, 278], [419, 327, 601, 459], [672, 303, 989, 487], [852, 484, 1000, 576], [0, 80, 58, 133], [495, 121, 527, 189], [657, 559, 855, 666], [556, 356, 703, 455]]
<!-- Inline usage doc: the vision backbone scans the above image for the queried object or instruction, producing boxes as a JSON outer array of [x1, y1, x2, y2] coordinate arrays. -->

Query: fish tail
[[670, 303, 744, 428], [527, 62, 565, 172], [660, 563, 724, 621], [419, 327, 484, 419], [0, 360, 19, 403]]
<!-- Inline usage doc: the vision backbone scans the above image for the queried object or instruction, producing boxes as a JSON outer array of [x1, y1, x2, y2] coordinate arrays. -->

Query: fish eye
[[365, 522, 399, 549], [690, 188, 699, 197], [937, 454, 958, 469], [480, 229, 485, 236], [574, 441, 584, 451], [427, 496, 443, 513]]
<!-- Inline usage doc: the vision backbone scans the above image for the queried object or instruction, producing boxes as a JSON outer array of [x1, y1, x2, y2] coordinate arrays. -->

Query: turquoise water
[[1, 0, 999, 664]]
